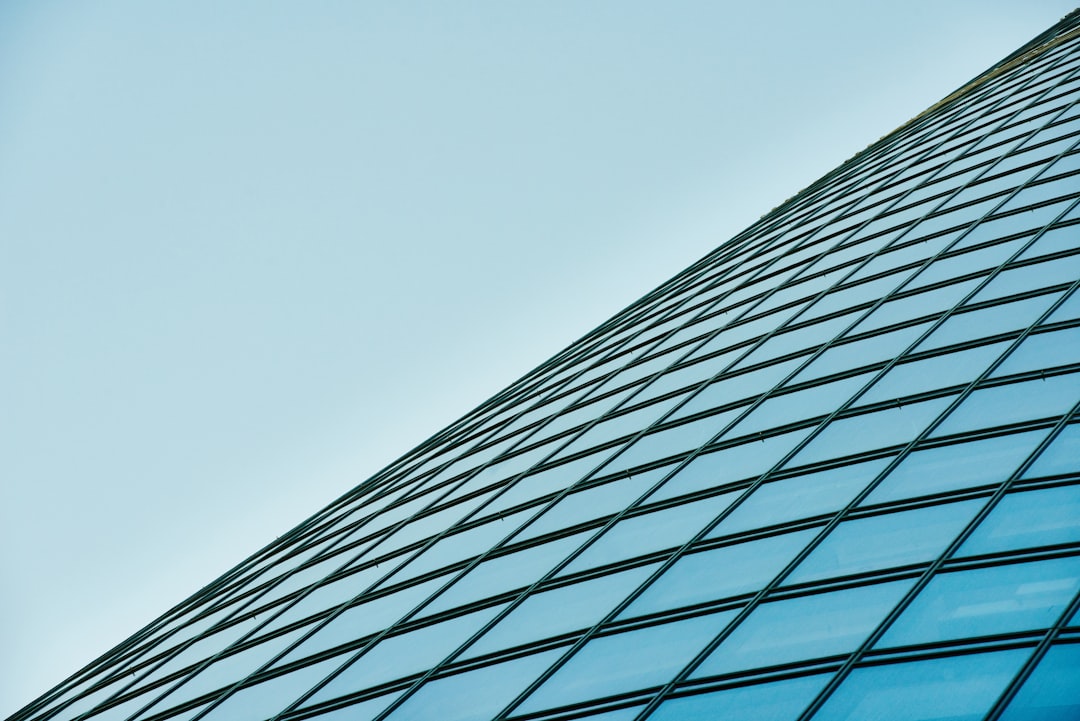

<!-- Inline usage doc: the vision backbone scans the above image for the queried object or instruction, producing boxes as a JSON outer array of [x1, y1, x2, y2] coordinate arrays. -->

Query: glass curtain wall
[[14, 10, 1080, 721]]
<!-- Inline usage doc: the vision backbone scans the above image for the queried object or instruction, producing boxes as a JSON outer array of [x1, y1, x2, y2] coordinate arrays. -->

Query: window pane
[[877, 556, 1080, 647], [422, 531, 589, 615], [959, 483, 1080, 556], [863, 429, 1048, 505], [789, 396, 956, 468], [305, 604, 508, 705], [858, 342, 1008, 405], [692, 580, 913, 678], [649, 673, 831, 721], [463, 563, 661, 658], [197, 657, 342, 721], [787, 500, 982, 584], [621, 529, 818, 619], [383, 649, 563, 721], [515, 611, 736, 714], [557, 492, 740, 576], [932, 373, 1080, 437], [1022, 422, 1080, 478], [811, 649, 1030, 721], [992, 325, 1080, 377], [998, 643, 1080, 721], [648, 428, 814, 502], [916, 293, 1060, 351], [515, 464, 673, 542], [713, 458, 891, 536]]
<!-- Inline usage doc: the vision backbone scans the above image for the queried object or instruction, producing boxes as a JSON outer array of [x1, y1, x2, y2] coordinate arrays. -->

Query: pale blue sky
[[2, 2, 1074, 715]]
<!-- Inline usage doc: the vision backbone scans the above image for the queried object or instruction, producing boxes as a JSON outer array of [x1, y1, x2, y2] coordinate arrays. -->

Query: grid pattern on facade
[[13, 11, 1080, 721]]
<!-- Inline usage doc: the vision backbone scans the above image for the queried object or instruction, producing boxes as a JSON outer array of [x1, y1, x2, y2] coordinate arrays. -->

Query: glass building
[[13, 11, 1080, 721]]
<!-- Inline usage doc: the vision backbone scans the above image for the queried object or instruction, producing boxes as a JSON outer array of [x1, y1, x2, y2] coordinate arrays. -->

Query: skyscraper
[[13, 9, 1080, 721]]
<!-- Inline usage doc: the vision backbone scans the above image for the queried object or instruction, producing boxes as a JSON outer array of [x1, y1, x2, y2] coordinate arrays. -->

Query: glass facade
[[13, 11, 1080, 721]]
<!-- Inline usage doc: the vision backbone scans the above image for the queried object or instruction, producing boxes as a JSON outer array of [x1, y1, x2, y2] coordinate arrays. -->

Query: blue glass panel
[[916, 293, 1060, 352], [515, 611, 736, 714], [383, 649, 563, 721], [1046, 288, 1080, 323], [421, 531, 589, 615], [794, 322, 934, 382], [909, 237, 1027, 290], [632, 358, 734, 410], [728, 373, 874, 437], [621, 529, 817, 618], [993, 325, 1080, 377], [932, 373, 1080, 437], [306, 604, 508, 705], [787, 500, 982, 584], [859, 342, 1008, 405], [670, 358, 804, 422], [557, 491, 740, 576], [998, 644, 1080, 721], [648, 673, 831, 721], [162, 655, 340, 721], [863, 429, 1048, 504], [973, 254, 1080, 303], [692, 580, 913, 678], [850, 280, 982, 335], [277, 576, 447, 665], [736, 313, 859, 368], [463, 563, 661, 658], [788, 396, 956, 468], [391, 508, 534, 582], [606, 410, 742, 472], [555, 394, 688, 459], [877, 556, 1080, 647], [959, 483, 1080, 555], [844, 231, 962, 285], [712, 458, 890, 535], [811, 649, 1030, 721], [484, 449, 611, 515], [801, 274, 904, 323], [648, 428, 814, 503], [1022, 422, 1080, 478], [1016, 223, 1080, 261], [514, 465, 674, 542], [294, 691, 403, 721]]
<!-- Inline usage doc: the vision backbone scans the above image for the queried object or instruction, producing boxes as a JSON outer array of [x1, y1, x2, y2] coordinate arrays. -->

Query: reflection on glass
[[205, 657, 377, 720], [516, 611, 736, 714], [932, 372, 1080, 437], [692, 580, 912, 678], [649, 673, 831, 721], [858, 342, 1007, 405], [463, 563, 661, 658], [863, 429, 1047, 505], [877, 556, 1080, 647], [789, 396, 956, 469], [787, 500, 982, 584], [959, 483, 1080, 556], [558, 492, 739, 576], [811, 649, 1030, 720], [1022, 423, 1080, 478], [998, 643, 1080, 720], [621, 529, 817, 618], [649, 428, 813, 503], [384, 649, 563, 721], [421, 531, 589, 615], [306, 605, 508, 705], [993, 325, 1080, 377]]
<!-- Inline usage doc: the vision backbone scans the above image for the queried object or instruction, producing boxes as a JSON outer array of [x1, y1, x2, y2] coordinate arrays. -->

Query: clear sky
[[1, 1, 1075, 716]]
